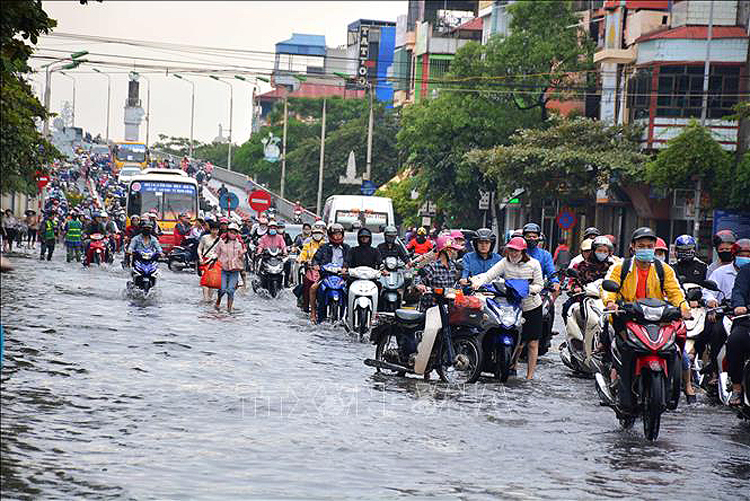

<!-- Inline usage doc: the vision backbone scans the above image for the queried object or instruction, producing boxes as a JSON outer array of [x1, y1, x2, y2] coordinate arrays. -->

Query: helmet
[[357, 227, 372, 246], [522, 223, 541, 236], [328, 222, 344, 235], [416, 227, 427, 236], [583, 227, 601, 239], [631, 227, 657, 243], [593, 235, 614, 253], [473, 228, 496, 253], [384, 225, 397, 243], [328, 222, 344, 244], [268, 220, 278, 228], [276, 220, 286, 229], [227, 222, 240, 232], [311, 225, 325, 235], [654, 237, 668, 252], [713, 229, 737, 248], [179, 212, 189, 219], [505, 236, 527, 251], [450, 229, 465, 242], [674, 234, 697, 260], [604, 235, 617, 248], [436, 235, 463, 253], [352, 220, 363, 230], [580, 238, 593, 252], [732, 238, 750, 256], [258, 216, 268, 225], [312, 220, 327, 232]]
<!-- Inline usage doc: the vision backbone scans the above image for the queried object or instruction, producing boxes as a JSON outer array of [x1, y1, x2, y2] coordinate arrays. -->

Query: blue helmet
[[675, 234, 696, 261]]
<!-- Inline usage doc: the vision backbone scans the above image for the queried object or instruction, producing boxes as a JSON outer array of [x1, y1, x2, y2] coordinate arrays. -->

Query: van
[[322, 195, 394, 232]]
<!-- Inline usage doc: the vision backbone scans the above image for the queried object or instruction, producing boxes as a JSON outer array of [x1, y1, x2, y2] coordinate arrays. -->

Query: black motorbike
[[253, 248, 285, 298], [167, 237, 200, 274]]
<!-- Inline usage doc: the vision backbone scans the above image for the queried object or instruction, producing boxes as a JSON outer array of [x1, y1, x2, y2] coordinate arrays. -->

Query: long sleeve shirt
[[197, 233, 220, 262], [705, 264, 739, 305], [462, 251, 501, 279], [471, 258, 544, 312], [527, 247, 558, 283], [214, 237, 245, 271], [256, 234, 288, 254], [731, 264, 750, 309], [128, 234, 162, 256]]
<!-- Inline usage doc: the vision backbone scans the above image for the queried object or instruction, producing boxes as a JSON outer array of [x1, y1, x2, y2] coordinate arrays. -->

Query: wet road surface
[[1, 248, 749, 500]]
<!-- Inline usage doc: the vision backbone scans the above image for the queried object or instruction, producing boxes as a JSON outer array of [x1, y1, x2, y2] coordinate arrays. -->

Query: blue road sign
[[220, 192, 239, 211], [361, 180, 377, 196], [556, 209, 577, 231]]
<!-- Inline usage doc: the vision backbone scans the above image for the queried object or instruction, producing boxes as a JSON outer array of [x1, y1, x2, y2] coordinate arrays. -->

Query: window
[[655, 65, 741, 119], [627, 68, 652, 121], [430, 58, 451, 80]]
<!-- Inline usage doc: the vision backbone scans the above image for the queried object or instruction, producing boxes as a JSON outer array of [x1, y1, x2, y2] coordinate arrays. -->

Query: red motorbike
[[596, 279, 685, 441], [84, 233, 111, 266]]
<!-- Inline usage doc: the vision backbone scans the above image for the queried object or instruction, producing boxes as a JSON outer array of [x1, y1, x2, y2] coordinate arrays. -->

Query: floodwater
[[1, 248, 748, 500]]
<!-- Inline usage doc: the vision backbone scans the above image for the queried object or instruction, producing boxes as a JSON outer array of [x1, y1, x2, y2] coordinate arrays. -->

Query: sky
[[30, 1, 407, 146]]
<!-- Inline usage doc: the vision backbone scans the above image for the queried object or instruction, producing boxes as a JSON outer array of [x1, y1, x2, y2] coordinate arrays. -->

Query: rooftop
[[636, 25, 749, 43], [275, 33, 326, 57]]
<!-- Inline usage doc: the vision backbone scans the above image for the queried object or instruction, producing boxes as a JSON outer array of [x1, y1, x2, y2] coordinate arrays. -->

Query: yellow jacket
[[602, 259, 688, 313], [299, 238, 323, 263]]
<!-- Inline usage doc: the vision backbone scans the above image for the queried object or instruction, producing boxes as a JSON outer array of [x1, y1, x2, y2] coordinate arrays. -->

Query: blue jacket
[[528, 246, 558, 283], [731, 263, 750, 309], [462, 251, 501, 279]]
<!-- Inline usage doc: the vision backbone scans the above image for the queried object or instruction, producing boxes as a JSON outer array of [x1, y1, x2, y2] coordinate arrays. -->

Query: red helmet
[[505, 236, 527, 251], [731, 238, 750, 256], [655, 237, 668, 252]]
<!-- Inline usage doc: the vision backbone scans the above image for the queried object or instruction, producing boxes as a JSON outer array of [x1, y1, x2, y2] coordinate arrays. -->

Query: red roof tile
[[605, 0, 669, 10], [456, 17, 483, 31], [636, 25, 749, 43]]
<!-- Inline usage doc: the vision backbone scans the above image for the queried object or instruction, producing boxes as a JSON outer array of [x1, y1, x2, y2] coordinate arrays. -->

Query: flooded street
[[2, 250, 749, 500]]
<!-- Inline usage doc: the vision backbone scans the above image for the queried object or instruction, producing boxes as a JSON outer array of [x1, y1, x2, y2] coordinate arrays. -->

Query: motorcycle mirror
[[701, 279, 719, 292], [565, 268, 579, 278], [686, 288, 702, 301], [601, 279, 620, 293]]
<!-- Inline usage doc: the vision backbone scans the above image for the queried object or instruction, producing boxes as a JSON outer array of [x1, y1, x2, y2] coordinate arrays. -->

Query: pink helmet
[[450, 229, 465, 240], [505, 236, 527, 251], [436, 235, 463, 253]]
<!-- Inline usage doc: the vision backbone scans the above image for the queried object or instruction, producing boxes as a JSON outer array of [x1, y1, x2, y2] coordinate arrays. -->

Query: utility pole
[[140, 73, 152, 146], [281, 90, 288, 198], [93, 68, 111, 143], [210, 75, 233, 170], [42, 51, 87, 136], [173, 74, 195, 158], [317, 99, 327, 215], [365, 83, 374, 181], [696, 0, 715, 238]]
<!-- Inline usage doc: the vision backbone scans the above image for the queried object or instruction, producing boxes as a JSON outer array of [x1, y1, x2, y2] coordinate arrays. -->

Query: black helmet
[[712, 229, 737, 248], [357, 227, 372, 246], [473, 228, 496, 253], [522, 222, 541, 236], [631, 227, 657, 243], [583, 227, 600, 239]]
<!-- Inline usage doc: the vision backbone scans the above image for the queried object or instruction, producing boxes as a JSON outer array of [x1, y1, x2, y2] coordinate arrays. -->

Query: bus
[[125, 169, 198, 253], [322, 195, 395, 232], [113, 141, 149, 174]]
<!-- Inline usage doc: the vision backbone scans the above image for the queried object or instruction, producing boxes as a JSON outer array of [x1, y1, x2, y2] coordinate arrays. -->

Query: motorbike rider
[[147, 211, 162, 237], [255, 220, 288, 257], [673, 234, 707, 284], [415, 235, 463, 311], [127, 220, 163, 259], [294, 223, 312, 249], [569, 238, 593, 271], [64, 211, 83, 263], [603, 227, 690, 414], [563, 236, 615, 323], [348, 228, 382, 269], [297, 222, 326, 311], [406, 227, 433, 256], [309, 223, 350, 323], [470, 236, 545, 379], [174, 213, 192, 247], [523, 223, 561, 300], [377, 225, 409, 262], [708, 229, 737, 276], [569, 227, 601, 269], [82, 210, 109, 261], [252, 215, 269, 243], [277, 220, 294, 247], [727, 254, 750, 406], [460, 228, 500, 281], [655, 238, 669, 263]]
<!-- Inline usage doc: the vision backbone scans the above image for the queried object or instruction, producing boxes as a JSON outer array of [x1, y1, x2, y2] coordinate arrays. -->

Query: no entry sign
[[556, 209, 577, 231], [248, 190, 272, 213]]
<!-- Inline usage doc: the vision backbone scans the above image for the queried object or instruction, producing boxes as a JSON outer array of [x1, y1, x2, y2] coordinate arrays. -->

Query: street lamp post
[[42, 51, 87, 136], [210, 75, 234, 171], [235, 75, 261, 140], [173, 74, 196, 158], [92, 68, 111, 143], [279, 74, 306, 199], [58, 71, 76, 127]]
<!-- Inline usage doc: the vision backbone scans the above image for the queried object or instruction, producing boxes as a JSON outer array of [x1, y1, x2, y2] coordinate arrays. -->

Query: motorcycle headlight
[[500, 306, 517, 326]]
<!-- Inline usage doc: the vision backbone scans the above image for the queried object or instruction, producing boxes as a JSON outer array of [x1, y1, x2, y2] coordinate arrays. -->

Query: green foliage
[[714, 152, 750, 211], [151, 134, 202, 158], [378, 172, 421, 228], [1, 1, 61, 194], [467, 116, 647, 202]]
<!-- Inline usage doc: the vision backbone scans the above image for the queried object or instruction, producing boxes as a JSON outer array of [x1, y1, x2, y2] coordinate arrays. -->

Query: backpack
[[619, 257, 666, 296]]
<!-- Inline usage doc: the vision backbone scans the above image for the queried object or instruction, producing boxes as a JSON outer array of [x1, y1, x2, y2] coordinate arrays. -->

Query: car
[[118, 167, 143, 185]]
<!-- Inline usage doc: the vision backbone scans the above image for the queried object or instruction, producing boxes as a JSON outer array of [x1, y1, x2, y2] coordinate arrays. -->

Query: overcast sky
[[30, 1, 407, 146]]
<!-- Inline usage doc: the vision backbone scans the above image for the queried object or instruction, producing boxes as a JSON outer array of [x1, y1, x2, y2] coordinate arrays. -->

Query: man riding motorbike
[[523, 223, 561, 299], [277, 220, 294, 248], [294, 223, 312, 249], [708, 229, 737, 276], [406, 227, 433, 256], [673, 234, 707, 284], [460, 228, 500, 281], [82, 210, 110, 262], [174, 212, 192, 247], [563, 236, 614, 323], [348, 228, 382, 269], [569, 227, 601, 269], [603, 227, 690, 415], [128, 220, 163, 258], [727, 254, 750, 406], [309, 223, 350, 323], [377, 225, 409, 262], [297, 222, 326, 311]]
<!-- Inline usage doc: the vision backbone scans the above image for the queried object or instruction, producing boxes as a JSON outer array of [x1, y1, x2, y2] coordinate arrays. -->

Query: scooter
[[365, 287, 483, 383], [476, 279, 527, 382], [167, 237, 199, 274], [128, 250, 159, 296], [379, 256, 406, 312], [594, 279, 685, 441], [316, 263, 347, 323], [346, 266, 381, 340], [84, 233, 111, 266], [560, 272, 605, 376], [253, 248, 285, 298], [680, 279, 719, 389]]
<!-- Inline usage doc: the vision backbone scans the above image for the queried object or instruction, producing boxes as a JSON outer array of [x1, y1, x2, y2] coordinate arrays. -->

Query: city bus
[[113, 141, 149, 174], [125, 169, 198, 253]]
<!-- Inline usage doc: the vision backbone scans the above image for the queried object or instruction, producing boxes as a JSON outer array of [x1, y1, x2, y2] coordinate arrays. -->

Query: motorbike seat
[[395, 308, 425, 324]]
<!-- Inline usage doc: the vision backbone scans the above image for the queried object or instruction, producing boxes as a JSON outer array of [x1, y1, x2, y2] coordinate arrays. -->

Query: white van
[[322, 195, 394, 232]]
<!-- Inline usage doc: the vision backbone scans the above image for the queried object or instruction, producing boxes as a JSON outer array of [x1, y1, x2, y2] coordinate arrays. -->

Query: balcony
[[594, 46, 636, 64]]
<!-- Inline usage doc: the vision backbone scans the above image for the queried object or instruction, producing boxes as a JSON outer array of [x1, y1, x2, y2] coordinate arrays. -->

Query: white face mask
[[595, 252, 609, 262], [312, 233, 323, 241]]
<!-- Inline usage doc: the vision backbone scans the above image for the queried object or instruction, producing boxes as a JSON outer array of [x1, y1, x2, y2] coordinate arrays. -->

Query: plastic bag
[[200, 261, 222, 289]]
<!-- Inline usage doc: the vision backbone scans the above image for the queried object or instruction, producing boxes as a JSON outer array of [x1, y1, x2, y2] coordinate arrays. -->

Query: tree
[[1, 1, 61, 194], [466, 116, 647, 203], [449, 0, 595, 121]]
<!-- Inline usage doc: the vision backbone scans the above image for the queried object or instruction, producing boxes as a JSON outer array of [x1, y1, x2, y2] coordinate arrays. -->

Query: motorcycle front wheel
[[642, 371, 665, 441], [495, 343, 514, 382], [437, 335, 482, 384], [374, 330, 406, 377]]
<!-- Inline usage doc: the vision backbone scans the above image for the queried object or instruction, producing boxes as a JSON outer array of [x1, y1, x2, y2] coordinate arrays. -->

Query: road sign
[[361, 180, 377, 196], [419, 201, 436, 217], [248, 189, 272, 213], [220, 192, 239, 211], [478, 190, 490, 210], [36, 175, 49, 190], [556, 208, 577, 230]]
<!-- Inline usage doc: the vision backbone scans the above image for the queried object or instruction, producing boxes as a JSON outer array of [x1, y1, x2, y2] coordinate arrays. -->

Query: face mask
[[655, 254, 666, 262], [735, 256, 750, 268], [718, 251, 733, 263], [525, 239, 538, 249], [227, 233, 237, 240], [595, 252, 609, 262], [416, 236, 426, 243], [269, 229, 277, 236], [635, 248, 655, 263], [508, 253, 521, 264], [313, 233, 323, 241]]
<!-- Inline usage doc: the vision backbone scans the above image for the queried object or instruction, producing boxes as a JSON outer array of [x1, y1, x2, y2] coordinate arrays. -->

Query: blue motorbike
[[476, 278, 528, 382], [317, 263, 347, 323], [129, 250, 160, 296]]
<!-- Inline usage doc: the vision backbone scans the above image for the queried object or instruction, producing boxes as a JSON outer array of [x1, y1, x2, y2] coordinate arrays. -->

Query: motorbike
[[128, 250, 159, 296], [475, 279, 527, 382], [345, 266, 381, 339], [365, 287, 483, 383], [167, 237, 200, 274], [316, 263, 347, 323], [379, 256, 408, 312], [713, 308, 750, 417], [84, 233, 111, 266], [253, 248, 285, 298], [293, 209, 303, 224], [594, 279, 685, 441], [560, 271, 605, 376], [680, 279, 719, 390]]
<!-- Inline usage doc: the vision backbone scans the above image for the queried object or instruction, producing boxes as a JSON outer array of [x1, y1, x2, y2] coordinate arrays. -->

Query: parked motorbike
[[128, 250, 159, 296], [379, 256, 407, 312], [560, 271, 605, 376], [167, 237, 199, 274], [476, 279, 527, 382], [345, 266, 381, 339], [594, 279, 685, 441], [365, 287, 483, 383], [84, 233, 111, 266], [316, 263, 347, 323], [253, 248, 285, 298]]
